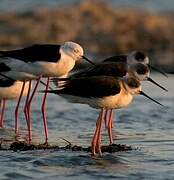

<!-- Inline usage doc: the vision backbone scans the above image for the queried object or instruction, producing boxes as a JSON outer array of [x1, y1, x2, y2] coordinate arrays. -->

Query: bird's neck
[[55, 52, 76, 76], [120, 80, 129, 94], [60, 49, 79, 62], [120, 78, 134, 95], [60, 50, 74, 61]]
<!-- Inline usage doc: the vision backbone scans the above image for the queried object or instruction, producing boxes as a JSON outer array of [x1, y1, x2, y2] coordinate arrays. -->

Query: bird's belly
[[27, 61, 75, 77], [1, 57, 75, 77], [60, 93, 133, 109], [0, 81, 30, 99]]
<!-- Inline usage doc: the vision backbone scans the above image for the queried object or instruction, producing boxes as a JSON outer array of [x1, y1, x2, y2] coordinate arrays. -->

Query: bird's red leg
[[15, 82, 26, 134], [107, 109, 114, 145], [111, 112, 114, 128], [26, 77, 41, 142], [23, 80, 32, 141], [0, 99, 6, 128], [104, 109, 109, 128], [41, 77, 50, 145], [91, 109, 103, 155], [95, 108, 105, 155], [91, 108, 105, 155]]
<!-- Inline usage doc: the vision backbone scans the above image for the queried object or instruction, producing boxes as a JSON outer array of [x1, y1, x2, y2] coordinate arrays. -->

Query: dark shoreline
[[1, 141, 132, 153]]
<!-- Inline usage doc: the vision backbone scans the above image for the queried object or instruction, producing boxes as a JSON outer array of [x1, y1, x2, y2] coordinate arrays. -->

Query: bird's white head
[[123, 77, 142, 95], [60, 41, 84, 61], [127, 63, 150, 81], [127, 51, 149, 65]]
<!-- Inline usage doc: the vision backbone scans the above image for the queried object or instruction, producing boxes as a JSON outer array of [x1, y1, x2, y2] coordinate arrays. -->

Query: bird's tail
[[51, 77, 70, 89], [51, 77, 70, 82], [51, 77, 70, 88], [0, 51, 4, 57], [168, 71, 174, 74]]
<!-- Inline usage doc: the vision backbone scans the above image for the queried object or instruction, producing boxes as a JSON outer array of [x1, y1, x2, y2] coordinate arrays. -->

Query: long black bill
[[140, 91, 164, 107], [148, 64, 168, 77], [147, 77, 168, 92], [82, 56, 95, 65]]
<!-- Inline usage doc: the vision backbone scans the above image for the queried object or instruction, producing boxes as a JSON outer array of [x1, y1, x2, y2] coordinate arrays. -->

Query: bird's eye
[[73, 49, 79, 53]]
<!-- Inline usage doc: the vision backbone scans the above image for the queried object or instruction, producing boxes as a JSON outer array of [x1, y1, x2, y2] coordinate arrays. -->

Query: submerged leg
[[0, 99, 6, 128], [41, 77, 50, 144], [15, 82, 26, 134]]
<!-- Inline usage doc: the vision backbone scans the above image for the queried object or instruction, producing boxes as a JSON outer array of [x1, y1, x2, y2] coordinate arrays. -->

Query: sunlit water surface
[[0, 75, 174, 179]]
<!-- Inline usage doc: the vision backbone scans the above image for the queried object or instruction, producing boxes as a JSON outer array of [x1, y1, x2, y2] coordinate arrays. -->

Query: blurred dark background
[[0, 0, 174, 71]]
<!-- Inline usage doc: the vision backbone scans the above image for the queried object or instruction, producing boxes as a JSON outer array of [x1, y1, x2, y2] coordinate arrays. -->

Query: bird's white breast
[[52, 53, 76, 76]]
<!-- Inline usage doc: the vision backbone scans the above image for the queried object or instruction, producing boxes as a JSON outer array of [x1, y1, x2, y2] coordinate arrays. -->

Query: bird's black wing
[[50, 76, 121, 98], [102, 55, 127, 63], [0, 44, 61, 63], [0, 63, 11, 72], [57, 62, 127, 82], [0, 79, 15, 87]]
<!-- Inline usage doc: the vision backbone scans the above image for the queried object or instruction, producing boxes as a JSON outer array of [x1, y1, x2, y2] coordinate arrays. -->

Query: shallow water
[[0, 74, 174, 179]]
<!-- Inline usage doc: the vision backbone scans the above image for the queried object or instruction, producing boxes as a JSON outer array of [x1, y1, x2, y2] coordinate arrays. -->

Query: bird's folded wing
[[55, 76, 121, 98], [0, 44, 61, 63]]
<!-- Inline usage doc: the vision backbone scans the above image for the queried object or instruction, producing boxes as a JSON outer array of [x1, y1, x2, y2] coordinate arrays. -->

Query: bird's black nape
[[139, 91, 164, 107], [147, 77, 168, 92], [148, 64, 168, 77], [82, 56, 95, 65]]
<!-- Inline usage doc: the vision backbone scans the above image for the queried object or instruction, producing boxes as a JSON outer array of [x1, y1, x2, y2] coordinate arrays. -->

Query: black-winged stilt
[[0, 41, 94, 143], [44, 75, 163, 155]]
